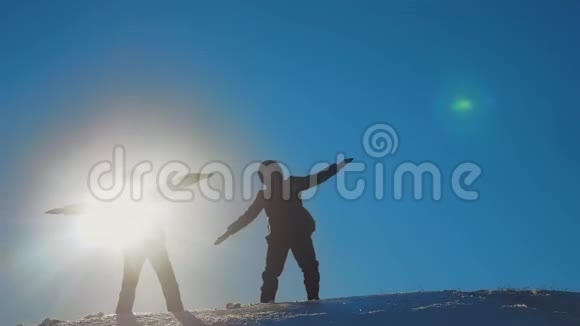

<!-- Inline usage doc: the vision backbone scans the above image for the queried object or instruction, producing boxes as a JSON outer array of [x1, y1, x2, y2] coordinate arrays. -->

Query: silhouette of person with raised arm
[[47, 172, 212, 313], [214, 158, 353, 303]]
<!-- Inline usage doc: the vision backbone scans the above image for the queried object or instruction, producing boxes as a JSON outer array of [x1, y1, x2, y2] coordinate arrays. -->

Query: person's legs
[[291, 234, 320, 301], [148, 242, 184, 312], [261, 236, 290, 303], [116, 248, 146, 313]]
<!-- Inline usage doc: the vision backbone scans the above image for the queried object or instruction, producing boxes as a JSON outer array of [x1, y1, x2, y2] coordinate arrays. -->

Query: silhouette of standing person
[[214, 158, 353, 303], [47, 172, 212, 313], [47, 204, 184, 313]]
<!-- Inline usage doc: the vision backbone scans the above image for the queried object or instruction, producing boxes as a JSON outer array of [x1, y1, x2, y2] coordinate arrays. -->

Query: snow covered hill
[[33, 290, 580, 326]]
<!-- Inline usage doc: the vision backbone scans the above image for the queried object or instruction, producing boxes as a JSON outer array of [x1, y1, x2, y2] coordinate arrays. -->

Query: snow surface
[[32, 290, 580, 326]]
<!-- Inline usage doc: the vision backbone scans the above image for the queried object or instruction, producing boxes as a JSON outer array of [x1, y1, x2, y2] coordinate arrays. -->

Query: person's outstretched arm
[[176, 172, 214, 187], [215, 191, 265, 245], [292, 158, 354, 191], [46, 204, 86, 215]]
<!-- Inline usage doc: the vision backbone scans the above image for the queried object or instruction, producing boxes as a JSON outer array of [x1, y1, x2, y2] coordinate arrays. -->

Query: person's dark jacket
[[226, 162, 345, 238]]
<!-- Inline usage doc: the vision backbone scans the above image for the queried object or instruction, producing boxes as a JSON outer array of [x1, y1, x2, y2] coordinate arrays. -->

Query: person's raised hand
[[336, 157, 354, 171], [214, 231, 230, 246], [46, 208, 65, 215]]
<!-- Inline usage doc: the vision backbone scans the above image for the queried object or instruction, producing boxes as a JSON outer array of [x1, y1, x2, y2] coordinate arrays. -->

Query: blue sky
[[1, 1, 579, 325]]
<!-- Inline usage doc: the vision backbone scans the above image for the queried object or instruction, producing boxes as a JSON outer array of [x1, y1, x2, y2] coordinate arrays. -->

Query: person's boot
[[163, 284, 184, 312], [307, 286, 320, 301], [260, 290, 276, 303], [304, 270, 320, 302], [260, 272, 278, 303], [166, 294, 184, 312], [167, 301, 184, 312], [116, 289, 136, 314]]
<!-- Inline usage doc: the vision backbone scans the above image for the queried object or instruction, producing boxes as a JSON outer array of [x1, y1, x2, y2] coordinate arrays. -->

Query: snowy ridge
[[34, 290, 580, 326]]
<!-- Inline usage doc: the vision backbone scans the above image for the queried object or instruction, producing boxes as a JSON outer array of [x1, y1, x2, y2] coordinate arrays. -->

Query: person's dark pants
[[116, 241, 184, 313], [260, 233, 320, 303]]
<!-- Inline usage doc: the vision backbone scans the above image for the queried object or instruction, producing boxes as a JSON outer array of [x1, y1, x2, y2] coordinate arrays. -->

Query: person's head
[[258, 160, 284, 186]]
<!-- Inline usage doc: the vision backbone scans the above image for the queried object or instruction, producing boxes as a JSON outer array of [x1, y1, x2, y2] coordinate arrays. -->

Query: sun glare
[[35, 102, 239, 251], [75, 200, 165, 249]]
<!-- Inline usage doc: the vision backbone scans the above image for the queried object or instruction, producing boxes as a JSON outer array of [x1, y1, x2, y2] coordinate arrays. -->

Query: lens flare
[[452, 97, 474, 113], [75, 199, 166, 249]]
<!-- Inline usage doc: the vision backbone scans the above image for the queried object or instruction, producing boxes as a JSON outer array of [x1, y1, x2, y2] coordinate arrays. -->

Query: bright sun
[[75, 200, 165, 249]]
